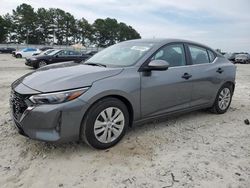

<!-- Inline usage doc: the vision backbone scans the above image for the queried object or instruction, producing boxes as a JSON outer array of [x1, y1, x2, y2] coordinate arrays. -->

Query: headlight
[[29, 87, 89, 104], [30, 58, 37, 61]]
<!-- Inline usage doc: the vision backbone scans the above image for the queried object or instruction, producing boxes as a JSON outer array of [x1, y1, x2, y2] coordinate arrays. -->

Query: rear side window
[[188, 45, 209, 64], [152, 44, 186, 67], [208, 50, 216, 62]]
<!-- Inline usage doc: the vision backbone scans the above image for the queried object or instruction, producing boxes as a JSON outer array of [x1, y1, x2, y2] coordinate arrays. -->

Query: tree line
[[0, 3, 141, 47]]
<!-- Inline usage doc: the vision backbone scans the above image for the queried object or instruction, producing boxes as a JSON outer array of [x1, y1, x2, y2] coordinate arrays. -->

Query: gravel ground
[[0, 54, 249, 188]]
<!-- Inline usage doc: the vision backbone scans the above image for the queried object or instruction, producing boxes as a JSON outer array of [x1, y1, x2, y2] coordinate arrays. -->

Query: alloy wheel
[[38, 61, 47, 68], [94, 107, 125, 143], [218, 88, 231, 110]]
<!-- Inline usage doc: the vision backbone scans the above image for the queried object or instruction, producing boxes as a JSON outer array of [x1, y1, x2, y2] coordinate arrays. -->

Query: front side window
[[69, 51, 80, 55], [188, 45, 209, 64], [152, 44, 186, 67], [57, 50, 69, 56]]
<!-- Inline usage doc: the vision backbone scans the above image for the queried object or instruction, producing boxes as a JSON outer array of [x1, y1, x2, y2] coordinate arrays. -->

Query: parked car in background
[[11, 39, 236, 149], [32, 49, 55, 56], [235, 53, 250, 64], [39, 47, 53, 51], [85, 50, 98, 56], [0, 47, 16, 54], [12, 51, 16, 56], [14, 48, 40, 58], [25, 49, 90, 68], [224, 52, 249, 63], [224, 53, 240, 63]]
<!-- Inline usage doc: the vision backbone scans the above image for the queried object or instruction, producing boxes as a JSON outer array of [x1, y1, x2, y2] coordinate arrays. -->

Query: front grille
[[10, 90, 29, 121]]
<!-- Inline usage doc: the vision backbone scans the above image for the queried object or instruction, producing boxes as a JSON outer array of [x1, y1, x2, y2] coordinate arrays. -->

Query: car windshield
[[236, 54, 248, 58], [85, 42, 155, 67], [49, 50, 61, 56], [44, 49, 55, 55]]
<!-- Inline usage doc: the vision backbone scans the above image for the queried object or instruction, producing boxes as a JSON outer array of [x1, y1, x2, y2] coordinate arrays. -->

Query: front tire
[[38, 60, 47, 68], [210, 83, 233, 114], [80, 98, 129, 149]]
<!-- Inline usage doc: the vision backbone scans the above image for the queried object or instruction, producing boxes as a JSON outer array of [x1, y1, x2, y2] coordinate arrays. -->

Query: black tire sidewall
[[38, 60, 47, 68], [214, 84, 233, 114], [81, 98, 129, 149]]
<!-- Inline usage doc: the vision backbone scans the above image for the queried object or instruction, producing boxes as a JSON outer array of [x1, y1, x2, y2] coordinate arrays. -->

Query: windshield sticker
[[131, 46, 150, 51]]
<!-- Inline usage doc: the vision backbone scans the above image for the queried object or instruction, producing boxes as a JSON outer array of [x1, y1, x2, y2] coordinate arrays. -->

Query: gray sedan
[[10, 39, 236, 149]]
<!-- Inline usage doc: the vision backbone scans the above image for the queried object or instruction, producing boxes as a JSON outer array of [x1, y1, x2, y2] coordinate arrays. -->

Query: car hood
[[15, 62, 123, 93], [236, 57, 248, 60], [29, 55, 51, 59]]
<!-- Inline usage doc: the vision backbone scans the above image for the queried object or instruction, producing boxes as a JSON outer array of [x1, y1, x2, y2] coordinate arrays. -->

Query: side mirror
[[55, 55, 59, 58], [141, 60, 169, 71]]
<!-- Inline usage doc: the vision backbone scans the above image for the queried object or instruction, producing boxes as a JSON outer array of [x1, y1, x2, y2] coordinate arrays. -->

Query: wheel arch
[[39, 59, 48, 63], [16, 53, 22, 58], [107, 95, 134, 127], [82, 94, 134, 128], [223, 81, 235, 93], [210, 80, 235, 114]]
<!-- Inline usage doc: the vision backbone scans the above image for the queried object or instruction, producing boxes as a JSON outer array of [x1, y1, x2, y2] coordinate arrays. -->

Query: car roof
[[122, 38, 220, 56], [125, 38, 211, 48]]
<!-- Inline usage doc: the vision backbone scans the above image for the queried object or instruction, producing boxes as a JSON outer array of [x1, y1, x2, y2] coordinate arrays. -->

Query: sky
[[0, 0, 250, 52]]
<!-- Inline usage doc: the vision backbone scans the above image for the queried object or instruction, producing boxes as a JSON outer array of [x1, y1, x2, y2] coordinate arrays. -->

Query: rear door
[[140, 43, 193, 118], [186, 44, 220, 107]]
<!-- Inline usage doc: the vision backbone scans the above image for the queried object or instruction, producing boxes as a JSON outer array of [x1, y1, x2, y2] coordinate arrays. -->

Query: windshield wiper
[[84, 62, 106, 67]]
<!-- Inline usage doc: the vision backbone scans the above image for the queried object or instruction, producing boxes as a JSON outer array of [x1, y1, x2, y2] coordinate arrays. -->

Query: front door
[[140, 43, 193, 118], [55, 50, 70, 63]]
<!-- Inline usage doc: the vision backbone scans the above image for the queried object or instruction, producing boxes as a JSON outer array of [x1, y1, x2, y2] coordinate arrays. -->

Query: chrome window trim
[[168, 57, 217, 70]]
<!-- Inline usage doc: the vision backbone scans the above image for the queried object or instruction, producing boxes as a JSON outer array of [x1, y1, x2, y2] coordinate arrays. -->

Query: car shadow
[[21, 109, 212, 156]]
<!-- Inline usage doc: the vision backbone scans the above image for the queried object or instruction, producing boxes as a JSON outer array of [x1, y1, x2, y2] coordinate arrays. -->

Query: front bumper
[[10, 93, 88, 142], [25, 59, 38, 67]]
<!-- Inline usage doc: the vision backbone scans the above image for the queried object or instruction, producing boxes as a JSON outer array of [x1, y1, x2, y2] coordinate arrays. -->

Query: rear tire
[[80, 97, 129, 149], [210, 83, 233, 114]]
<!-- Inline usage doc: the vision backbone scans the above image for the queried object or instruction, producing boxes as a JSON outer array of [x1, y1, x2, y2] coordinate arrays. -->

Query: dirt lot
[[0, 54, 249, 188]]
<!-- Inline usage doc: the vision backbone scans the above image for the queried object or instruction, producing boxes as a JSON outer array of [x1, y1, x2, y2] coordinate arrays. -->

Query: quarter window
[[208, 50, 216, 62], [188, 45, 209, 64], [152, 44, 186, 67]]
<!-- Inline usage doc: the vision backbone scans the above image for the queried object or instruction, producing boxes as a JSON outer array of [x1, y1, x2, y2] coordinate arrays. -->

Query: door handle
[[216, 68, 224, 74], [182, 73, 192, 79]]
